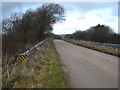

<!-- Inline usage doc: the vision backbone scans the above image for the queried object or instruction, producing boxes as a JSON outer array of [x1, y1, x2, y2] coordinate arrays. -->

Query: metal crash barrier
[[64, 39, 120, 48], [17, 38, 52, 64]]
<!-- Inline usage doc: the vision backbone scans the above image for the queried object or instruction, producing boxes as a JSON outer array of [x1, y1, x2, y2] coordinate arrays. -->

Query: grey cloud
[[2, 2, 118, 20], [2, 2, 43, 19], [59, 2, 118, 16]]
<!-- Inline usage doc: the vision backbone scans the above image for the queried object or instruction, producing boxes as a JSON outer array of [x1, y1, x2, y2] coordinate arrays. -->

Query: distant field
[[64, 39, 119, 57]]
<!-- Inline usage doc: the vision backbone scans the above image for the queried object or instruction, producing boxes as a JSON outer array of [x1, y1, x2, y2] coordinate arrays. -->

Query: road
[[54, 40, 118, 88]]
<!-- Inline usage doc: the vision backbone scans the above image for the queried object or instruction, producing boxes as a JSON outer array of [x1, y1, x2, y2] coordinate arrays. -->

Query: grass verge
[[2, 40, 65, 88], [64, 39, 119, 57]]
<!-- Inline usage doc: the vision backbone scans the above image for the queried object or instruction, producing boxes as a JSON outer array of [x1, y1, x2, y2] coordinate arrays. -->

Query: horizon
[[2, 1, 119, 34]]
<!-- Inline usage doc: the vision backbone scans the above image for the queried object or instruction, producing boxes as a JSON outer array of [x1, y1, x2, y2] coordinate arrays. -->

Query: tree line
[[2, 3, 65, 58], [65, 24, 120, 44]]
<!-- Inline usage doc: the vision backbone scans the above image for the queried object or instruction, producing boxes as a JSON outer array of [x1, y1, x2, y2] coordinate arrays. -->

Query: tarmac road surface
[[54, 40, 118, 88]]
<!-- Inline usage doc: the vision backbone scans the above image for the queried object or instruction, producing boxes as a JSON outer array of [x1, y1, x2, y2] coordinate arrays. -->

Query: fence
[[64, 39, 120, 48], [17, 38, 52, 63], [3, 38, 52, 79], [3, 38, 52, 82]]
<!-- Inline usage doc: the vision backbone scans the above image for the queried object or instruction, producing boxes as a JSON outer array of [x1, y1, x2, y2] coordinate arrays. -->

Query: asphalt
[[54, 40, 118, 88]]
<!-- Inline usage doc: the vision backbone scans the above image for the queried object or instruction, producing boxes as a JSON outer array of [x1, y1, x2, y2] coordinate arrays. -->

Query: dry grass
[[65, 40, 119, 57], [2, 40, 65, 88]]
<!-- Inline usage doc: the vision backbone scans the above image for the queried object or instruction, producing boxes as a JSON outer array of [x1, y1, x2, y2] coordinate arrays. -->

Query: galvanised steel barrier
[[17, 38, 52, 63], [64, 39, 120, 48]]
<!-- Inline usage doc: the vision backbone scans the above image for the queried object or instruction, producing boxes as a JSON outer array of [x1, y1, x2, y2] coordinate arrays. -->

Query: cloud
[[59, 2, 118, 16], [2, 2, 43, 19], [53, 7, 118, 34], [2, 2, 118, 19], [2, 2, 118, 34]]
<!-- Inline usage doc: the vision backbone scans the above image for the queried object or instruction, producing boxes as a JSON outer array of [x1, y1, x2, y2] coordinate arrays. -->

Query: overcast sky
[[2, 1, 119, 34]]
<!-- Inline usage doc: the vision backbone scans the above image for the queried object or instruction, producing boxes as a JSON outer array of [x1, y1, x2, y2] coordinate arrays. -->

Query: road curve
[[54, 40, 118, 88]]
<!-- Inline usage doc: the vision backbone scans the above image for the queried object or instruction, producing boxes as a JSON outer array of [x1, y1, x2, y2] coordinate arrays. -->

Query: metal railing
[[64, 39, 120, 48], [2, 38, 52, 80], [17, 38, 52, 63], [24, 38, 48, 55]]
